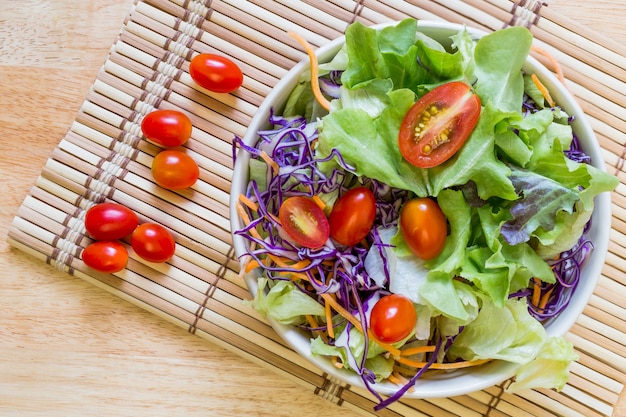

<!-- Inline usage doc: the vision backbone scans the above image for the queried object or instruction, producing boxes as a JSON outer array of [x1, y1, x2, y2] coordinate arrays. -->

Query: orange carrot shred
[[531, 73, 556, 108], [325, 301, 335, 339], [531, 45, 565, 85], [260, 150, 279, 175], [531, 277, 542, 308], [312, 195, 326, 211], [539, 286, 555, 310], [239, 194, 258, 212], [396, 356, 490, 370], [245, 259, 261, 273], [332, 357, 344, 369], [388, 372, 412, 388], [400, 345, 437, 357], [288, 31, 331, 111]]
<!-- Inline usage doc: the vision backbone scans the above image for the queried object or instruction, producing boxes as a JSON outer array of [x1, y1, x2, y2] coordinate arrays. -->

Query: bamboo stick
[[565, 330, 626, 373], [569, 361, 623, 396], [420, 397, 485, 417]]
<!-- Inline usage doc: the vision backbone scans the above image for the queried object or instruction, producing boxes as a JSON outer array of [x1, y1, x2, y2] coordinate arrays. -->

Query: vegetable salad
[[234, 19, 618, 408]]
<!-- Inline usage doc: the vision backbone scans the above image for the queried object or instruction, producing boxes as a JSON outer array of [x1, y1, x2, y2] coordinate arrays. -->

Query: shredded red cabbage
[[233, 110, 419, 404]]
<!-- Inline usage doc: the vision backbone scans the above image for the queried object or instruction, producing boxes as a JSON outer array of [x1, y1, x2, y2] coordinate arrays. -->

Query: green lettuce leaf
[[248, 278, 325, 325], [501, 165, 580, 245], [448, 297, 546, 363], [310, 329, 394, 382], [473, 26, 532, 113], [506, 337, 578, 393]]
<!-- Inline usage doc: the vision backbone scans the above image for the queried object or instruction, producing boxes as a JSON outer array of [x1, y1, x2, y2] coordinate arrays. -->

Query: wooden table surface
[[1, 1, 624, 416]]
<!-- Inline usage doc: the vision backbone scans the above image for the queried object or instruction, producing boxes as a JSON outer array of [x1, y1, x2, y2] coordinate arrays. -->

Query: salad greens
[[237, 18, 619, 408]]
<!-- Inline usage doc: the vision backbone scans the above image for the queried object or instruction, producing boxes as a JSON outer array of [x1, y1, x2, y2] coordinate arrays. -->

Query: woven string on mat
[[8, 1, 626, 416]]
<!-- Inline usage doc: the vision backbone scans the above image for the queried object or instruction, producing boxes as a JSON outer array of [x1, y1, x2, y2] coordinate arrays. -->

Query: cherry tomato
[[131, 223, 176, 263], [398, 81, 481, 168], [278, 196, 329, 249], [151, 149, 200, 190], [82, 241, 129, 273], [399, 198, 447, 260], [189, 53, 243, 93], [370, 294, 417, 344], [84, 202, 139, 241], [329, 187, 376, 246], [141, 109, 192, 147]]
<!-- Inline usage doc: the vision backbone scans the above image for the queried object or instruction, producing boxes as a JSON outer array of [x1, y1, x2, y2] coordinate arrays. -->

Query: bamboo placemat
[[7, 0, 626, 415]]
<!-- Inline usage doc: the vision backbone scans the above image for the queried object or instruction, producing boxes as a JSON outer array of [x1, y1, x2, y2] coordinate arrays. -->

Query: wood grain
[[1, 1, 624, 416]]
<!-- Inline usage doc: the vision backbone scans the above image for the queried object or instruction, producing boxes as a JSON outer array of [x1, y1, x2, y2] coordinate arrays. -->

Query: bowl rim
[[229, 20, 613, 398]]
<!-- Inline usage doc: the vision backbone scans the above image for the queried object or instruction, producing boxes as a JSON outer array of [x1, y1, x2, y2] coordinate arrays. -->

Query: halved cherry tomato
[[278, 196, 329, 249], [399, 198, 447, 260], [151, 150, 200, 190], [84, 202, 139, 241], [398, 81, 481, 168], [141, 109, 192, 147], [329, 187, 376, 246], [370, 294, 417, 344], [131, 223, 176, 263], [189, 53, 243, 93], [82, 241, 129, 273]]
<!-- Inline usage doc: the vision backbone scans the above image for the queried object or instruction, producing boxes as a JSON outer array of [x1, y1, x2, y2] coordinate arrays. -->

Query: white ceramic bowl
[[230, 21, 612, 398]]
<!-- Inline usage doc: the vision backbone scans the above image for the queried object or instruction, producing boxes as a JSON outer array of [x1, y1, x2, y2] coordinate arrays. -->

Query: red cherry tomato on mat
[[131, 223, 176, 263], [329, 187, 376, 246], [151, 150, 200, 190], [189, 53, 244, 93], [82, 241, 129, 273], [399, 198, 447, 260], [84, 202, 139, 241], [141, 109, 192, 147], [370, 294, 417, 344], [279, 196, 329, 249], [398, 81, 481, 168]]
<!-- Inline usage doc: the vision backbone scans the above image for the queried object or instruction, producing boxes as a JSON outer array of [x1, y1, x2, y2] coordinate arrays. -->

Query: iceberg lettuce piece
[[507, 336, 578, 393], [248, 278, 325, 325]]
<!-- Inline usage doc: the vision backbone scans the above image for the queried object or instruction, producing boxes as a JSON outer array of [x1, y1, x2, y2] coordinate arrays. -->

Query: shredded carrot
[[396, 356, 491, 370], [288, 31, 331, 111], [538, 286, 555, 311], [531, 277, 542, 308], [312, 194, 326, 211], [306, 314, 320, 329], [531, 73, 556, 108], [236, 200, 259, 237], [259, 150, 279, 175], [531, 45, 565, 85], [325, 301, 335, 339], [245, 259, 261, 273], [321, 293, 401, 357], [332, 356, 344, 369], [400, 345, 437, 357], [388, 371, 412, 388], [238, 194, 258, 212], [306, 314, 329, 343]]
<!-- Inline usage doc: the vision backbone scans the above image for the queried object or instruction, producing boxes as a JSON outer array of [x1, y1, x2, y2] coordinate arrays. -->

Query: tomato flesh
[[141, 109, 192, 147], [329, 187, 376, 246], [399, 198, 447, 260], [370, 294, 417, 344], [189, 53, 244, 93], [82, 241, 129, 273], [84, 202, 139, 241], [151, 149, 200, 190], [279, 197, 329, 249], [398, 81, 481, 168], [131, 223, 176, 263]]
